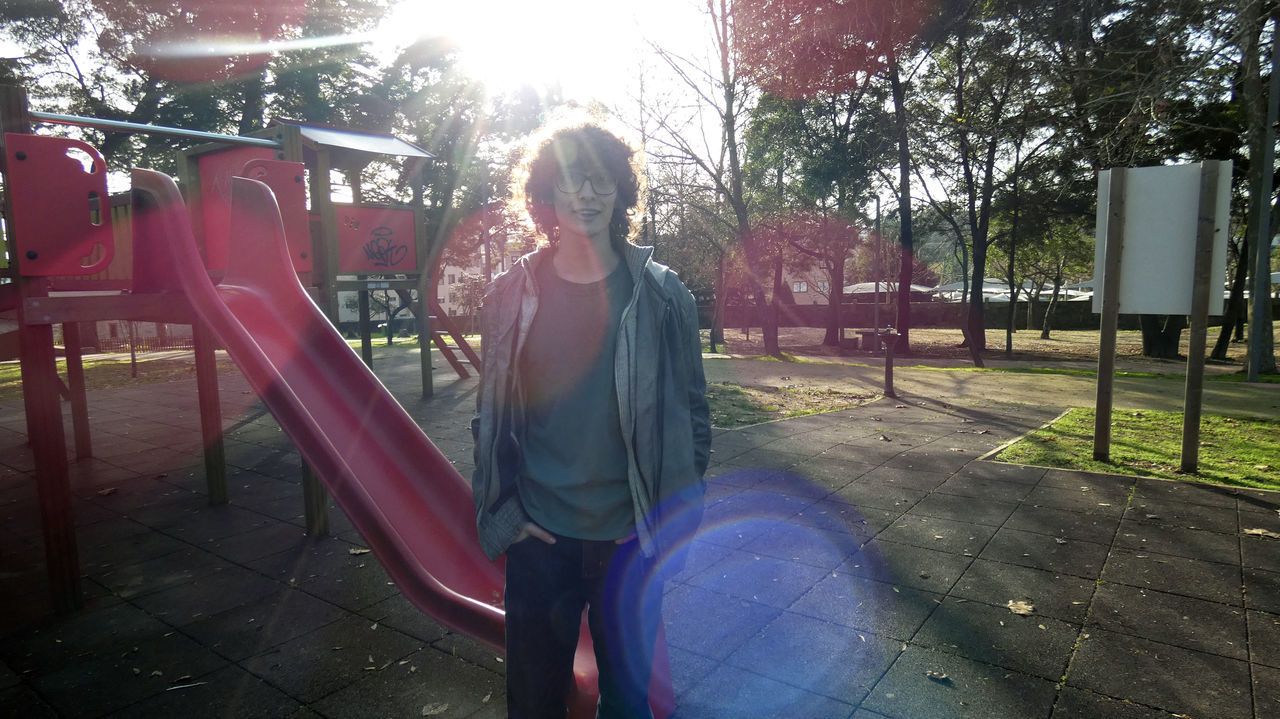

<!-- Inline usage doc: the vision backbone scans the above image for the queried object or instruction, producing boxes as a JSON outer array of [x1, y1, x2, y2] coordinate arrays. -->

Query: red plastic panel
[[4, 133, 113, 276], [196, 145, 273, 271], [334, 203, 418, 273], [239, 159, 311, 272]]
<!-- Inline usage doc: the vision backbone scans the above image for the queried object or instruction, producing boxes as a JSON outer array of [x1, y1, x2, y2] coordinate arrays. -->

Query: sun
[[378, 0, 647, 102]]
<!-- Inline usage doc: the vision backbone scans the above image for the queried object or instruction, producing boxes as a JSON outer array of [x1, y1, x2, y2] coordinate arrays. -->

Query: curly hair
[[512, 117, 643, 250]]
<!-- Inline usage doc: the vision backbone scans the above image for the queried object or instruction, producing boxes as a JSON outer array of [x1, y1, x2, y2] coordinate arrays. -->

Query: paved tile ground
[[1, 351, 1278, 718]]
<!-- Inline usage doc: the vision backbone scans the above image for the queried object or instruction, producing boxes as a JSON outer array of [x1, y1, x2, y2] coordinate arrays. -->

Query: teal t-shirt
[[517, 256, 635, 540]]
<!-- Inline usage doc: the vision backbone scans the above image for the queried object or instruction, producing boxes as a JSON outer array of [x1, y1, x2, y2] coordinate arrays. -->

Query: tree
[[452, 272, 487, 332], [646, 0, 772, 352], [0, 0, 385, 172], [1037, 0, 1239, 359], [988, 216, 1093, 338], [912, 0, 1049, 354], [744, 86, 891, 346], [732, 0, 958, 357]]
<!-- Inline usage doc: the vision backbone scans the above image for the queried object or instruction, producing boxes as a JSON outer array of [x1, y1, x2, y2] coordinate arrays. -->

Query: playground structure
[[0, 85, 670, 717]]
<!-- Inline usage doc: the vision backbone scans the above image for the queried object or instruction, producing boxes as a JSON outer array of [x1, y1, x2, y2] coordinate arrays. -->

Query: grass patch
[[706, 381, 876, 428], [1209, 372, 1280, 384], [903, 364, 1167, 379], [0, 354, 239, 403], [995, 407, 1280, 490]]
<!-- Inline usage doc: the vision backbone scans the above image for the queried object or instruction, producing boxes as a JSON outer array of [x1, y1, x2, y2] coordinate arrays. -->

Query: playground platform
[[1, 351, 1278, 718]]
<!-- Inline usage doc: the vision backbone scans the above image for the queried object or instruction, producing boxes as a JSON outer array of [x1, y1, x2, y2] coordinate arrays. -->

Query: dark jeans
[[505, 534, 664, 719]]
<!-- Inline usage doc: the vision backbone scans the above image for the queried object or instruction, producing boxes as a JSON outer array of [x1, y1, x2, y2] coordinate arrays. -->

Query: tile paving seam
[[1049, 479, 1141, 714]]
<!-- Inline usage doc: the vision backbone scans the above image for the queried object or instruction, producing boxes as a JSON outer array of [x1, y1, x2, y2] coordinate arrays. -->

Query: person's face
[[552, 162, 617, 243]]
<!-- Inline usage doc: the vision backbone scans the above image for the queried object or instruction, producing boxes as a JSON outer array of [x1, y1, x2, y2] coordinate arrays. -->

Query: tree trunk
[[1211, 236, 1249, 359], [823, 259, 845, 346], [889, 63, 913, 356], [1139, 314, 1185, 359], [967, 244, 988, 352], [711, 251, 727, 352], [1040, 292, 1059, 339], [1041, 269, 1063, 340], [764, 256, 783, 357], [237, 69, 268, 136]]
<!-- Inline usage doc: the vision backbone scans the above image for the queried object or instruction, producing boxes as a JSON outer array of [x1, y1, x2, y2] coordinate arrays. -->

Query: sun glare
[[379, 0, 650, 102]]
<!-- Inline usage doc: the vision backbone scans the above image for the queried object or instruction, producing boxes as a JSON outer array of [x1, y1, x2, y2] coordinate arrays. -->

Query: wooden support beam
[[1180, 162, 1221, 473], [1094, 168, 1127, 462], [22, 293, 196, 325], [2, 84, 82, 613], [63, 322, 92, 460], [192, 322, 228, 505]]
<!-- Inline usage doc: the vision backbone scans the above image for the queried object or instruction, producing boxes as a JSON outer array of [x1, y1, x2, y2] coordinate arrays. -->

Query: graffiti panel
[[335, 204, 418, 274]]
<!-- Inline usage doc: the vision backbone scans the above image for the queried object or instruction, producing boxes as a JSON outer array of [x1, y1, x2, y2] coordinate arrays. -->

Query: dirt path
[[703, 356, 1280, 420]]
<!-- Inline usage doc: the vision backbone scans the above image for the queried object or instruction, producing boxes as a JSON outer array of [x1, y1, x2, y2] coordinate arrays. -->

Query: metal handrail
[[29, 111, 281, 149]]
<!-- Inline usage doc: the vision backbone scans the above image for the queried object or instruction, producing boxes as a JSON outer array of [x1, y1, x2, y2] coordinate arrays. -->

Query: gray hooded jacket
[[470, 243, 710, 562]]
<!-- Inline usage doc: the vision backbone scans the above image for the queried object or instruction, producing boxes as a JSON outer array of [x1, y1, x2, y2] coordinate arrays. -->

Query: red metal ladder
[[428, 297, 480, 378]]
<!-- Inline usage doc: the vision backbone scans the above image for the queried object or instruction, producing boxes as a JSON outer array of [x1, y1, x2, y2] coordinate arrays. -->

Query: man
[[470, 119, 710, 718]]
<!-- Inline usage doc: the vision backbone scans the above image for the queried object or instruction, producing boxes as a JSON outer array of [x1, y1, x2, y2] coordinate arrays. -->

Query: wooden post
[[1180, 162, 1221, 473], [358, 288, 373, 366], [252, 122, 328, 534], [63, 322, 92, 459], [883, 331, 897, 399], [415, 203, 434, 398], [192, 322, 228, 504], [303, 141, 335, 535], [302, 463, 329, 537], [1093, 168, 1127, 462], [2, 84, 83, 612]]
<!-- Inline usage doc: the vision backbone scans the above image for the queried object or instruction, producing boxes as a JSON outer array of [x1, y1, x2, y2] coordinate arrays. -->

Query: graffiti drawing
[[363, 226, 408, 267]]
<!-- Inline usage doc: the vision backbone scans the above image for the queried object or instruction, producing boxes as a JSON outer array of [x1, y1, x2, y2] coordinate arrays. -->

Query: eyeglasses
[[554, 169, 617, 196]]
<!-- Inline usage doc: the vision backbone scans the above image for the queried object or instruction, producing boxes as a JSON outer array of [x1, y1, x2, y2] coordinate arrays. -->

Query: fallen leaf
[[166, 681, 208, 692], [1255, 465, 1271, 471], [349, 548, 372, 555], [925, 670, 950, 683], [1007, 600, 1035, 616], [422, 703, 449, 716], [1244, 528, 1280, 540]]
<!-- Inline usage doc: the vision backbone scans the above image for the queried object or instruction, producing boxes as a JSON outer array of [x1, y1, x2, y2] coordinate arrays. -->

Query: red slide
[[128, 169, 672, 718]]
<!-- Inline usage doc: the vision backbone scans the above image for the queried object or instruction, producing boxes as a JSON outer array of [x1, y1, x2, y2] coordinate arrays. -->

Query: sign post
[[1091, 161, 1231, 465], [1093, 168, 1127, 461], [1180, 162, 1222, 472]]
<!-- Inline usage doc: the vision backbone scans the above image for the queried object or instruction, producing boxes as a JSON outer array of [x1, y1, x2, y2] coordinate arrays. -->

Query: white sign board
[[1092, 162, 1231, 315]]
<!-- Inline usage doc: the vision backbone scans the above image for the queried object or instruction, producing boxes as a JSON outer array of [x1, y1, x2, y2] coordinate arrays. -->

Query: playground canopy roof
[[267, 119, 434, 162]]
